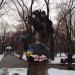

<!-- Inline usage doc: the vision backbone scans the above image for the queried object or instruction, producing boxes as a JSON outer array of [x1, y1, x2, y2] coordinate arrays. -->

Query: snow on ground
[[51, 53, 67, 64], [51, 53, 75, 64], [50, 56, 67, 64], [72, 55, 75, 58], [56, 53, 67, 57], [14, 53, 75, 64], [14, 53, 27, 60], [0, 52, 74, 64], [0, 68, 27, 75], [15, 53, 68, 64], [48, 68, 74, 75], [0, 53, 75, 75], [14, 53, 68, 63], [0, 54, 4, 61], [0, 68, 75, 75], [8, 68, 27, 75]]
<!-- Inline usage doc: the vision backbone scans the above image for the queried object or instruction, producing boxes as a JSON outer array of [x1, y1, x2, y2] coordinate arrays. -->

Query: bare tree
[[56, 0, 75, 52], [0, 0, 6, 17], [44, 0, 49, 18], [0, 0, 8, 53], [0, 0, 5, 9], [55, 0, 75, 68], [0, 18, 10, 54], [11, 0, 35, 32]]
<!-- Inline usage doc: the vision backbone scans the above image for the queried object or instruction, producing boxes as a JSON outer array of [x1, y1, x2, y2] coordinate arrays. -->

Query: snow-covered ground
[[50, 53, 75, 64], [1, 53, 75, 64], [0, 54, 4, 61], [51, 53, 67, 64], [0, 68, 75, 75], [15, 53, 75, 64], [15, 53, 67, 63], [14, 53, 27, 60], [0, 53, 75, 75], [48, 68, 75, 75], [0, 68, 27, 75], [0, 53, 64, 64]]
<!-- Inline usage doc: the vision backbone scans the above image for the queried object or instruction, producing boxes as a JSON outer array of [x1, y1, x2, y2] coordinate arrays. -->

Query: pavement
[[0, 54, 28, 68]]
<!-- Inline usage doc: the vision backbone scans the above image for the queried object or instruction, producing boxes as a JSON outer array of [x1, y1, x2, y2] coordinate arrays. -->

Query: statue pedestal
[[27, 63, 48, 75]]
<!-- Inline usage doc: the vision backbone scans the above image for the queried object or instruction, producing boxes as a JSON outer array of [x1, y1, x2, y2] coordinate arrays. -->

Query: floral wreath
[[26, 51, 47, 62]]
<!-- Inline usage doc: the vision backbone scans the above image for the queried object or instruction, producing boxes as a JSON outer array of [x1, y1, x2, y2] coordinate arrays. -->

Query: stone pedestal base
[[27, 63, 48, 75]]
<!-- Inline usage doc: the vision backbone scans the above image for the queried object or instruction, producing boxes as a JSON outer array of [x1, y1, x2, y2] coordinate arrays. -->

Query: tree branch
[[0, 0, 4, 7]]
